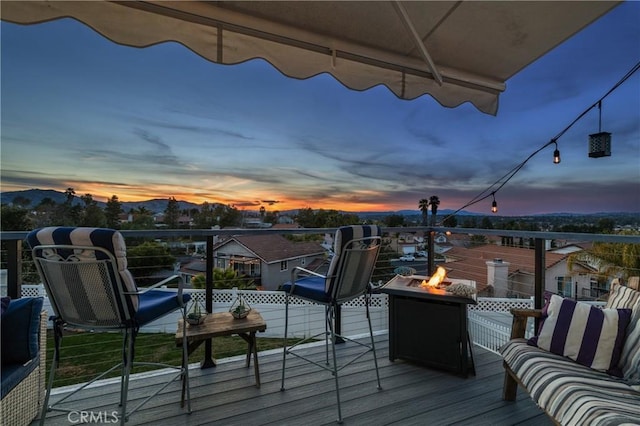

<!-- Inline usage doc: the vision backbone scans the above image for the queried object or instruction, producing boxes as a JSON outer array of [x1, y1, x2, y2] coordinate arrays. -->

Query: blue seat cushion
[[135, 290, 191, 326], [282, 276, 330, 303], [1, 358, 39, 397], [1, 297, 44, 365]]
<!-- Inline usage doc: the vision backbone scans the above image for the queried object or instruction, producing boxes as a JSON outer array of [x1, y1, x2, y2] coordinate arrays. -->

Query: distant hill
[[0, 189, 480, 217], [1, 189, 200, 213], [1, 189, 636, 220]]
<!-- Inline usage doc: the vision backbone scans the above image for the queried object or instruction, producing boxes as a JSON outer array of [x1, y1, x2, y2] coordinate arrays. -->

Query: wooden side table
[[175, 309, 267, 394]]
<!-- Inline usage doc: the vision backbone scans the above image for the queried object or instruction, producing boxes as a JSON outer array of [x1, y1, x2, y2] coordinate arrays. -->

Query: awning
[[0, 1, 621, 115]]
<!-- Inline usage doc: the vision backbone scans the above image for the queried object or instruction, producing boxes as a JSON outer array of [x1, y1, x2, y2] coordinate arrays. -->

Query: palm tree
[[567, 232, 640, 283], [418, 199, 429, 226], [429, 195, 440, 226]]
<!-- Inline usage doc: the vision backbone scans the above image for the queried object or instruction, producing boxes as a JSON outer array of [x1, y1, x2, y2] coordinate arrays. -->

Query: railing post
[[534, 238, 545, 329], [7, 240, 22, 299], [201, 235, 216, 368], [427, 230, 435, 276]]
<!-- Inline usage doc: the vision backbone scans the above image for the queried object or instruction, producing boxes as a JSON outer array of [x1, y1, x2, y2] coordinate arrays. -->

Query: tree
[[52, 187, 82, 226], [11, 196, 31, 208], [429, 195, 440, 226], [568, 230, 640, 282], [121, 206, 154, 230], [216, 204, 242, 228], [442, 215, 457, 228], [33, 197, 57, 227], [126, 241, 176, 281], [190, 269, 254, 289], [1, 204, 32, 231], [194, 202, 216, 229], [105, 195, 123, 229], [296, 207, 316, 227], [384, 214, 405, 228], [418, 199, 429, 226], [79, 193, 106, 227], [164, 197, 180, 228]]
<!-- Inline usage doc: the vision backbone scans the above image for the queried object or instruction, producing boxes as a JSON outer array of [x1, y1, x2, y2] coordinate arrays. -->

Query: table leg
[[251, 331, 260, 388], [237, 332, 260, 387]]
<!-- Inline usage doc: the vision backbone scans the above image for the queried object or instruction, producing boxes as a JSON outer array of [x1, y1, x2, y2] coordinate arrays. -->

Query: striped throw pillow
[[620, 303, 640, 386], [532, 295, 632, 376], [606, 281, 640, 309]]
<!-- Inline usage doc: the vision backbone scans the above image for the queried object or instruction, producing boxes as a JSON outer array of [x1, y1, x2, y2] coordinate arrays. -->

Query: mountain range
[[0, 188, 633, 219], [1, 188, 474, 217]]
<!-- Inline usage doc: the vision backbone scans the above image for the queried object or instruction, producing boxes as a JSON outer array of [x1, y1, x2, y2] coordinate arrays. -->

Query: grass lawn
[[46, 330, 294, 388]]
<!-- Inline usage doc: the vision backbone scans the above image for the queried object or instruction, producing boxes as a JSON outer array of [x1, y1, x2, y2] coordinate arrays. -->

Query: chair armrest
[[128, 274, 182, 294], [509, 308, 542, 339], [127, 275, 187, 306]]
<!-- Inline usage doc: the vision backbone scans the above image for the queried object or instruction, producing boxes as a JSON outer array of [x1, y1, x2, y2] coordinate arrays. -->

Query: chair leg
[[280, 294, 290, 391], [365, 302, 382, 390], [328, 305, 343, 424], [325, 305, 330, 365], [181, 306, 191, 413], [120, 329, 134, 425], [39, 320, 63, 426]]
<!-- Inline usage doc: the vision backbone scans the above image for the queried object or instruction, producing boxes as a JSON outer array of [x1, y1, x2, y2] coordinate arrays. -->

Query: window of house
[[557, 276, 572, 297], [280, 260, 288, 271]]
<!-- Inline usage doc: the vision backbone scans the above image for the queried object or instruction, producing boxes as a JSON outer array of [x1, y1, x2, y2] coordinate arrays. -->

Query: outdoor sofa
[[500, 280, 640, 425], [1, 297, 47, 426]]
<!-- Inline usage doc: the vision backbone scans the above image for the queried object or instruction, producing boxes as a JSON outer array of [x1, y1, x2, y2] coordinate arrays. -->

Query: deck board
[[33, 334, 551, 425]]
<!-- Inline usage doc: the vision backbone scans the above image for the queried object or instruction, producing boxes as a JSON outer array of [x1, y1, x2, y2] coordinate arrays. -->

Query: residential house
[[442, 244, 597, 299], [211, 234, 326, 290]]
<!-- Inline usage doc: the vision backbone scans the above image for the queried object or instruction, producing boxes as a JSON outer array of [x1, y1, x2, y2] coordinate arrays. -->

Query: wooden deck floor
[[34, 334, 551, 426]]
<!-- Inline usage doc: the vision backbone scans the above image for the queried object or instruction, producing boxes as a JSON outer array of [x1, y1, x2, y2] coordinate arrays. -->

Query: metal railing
[[2, 226, 639, 386]]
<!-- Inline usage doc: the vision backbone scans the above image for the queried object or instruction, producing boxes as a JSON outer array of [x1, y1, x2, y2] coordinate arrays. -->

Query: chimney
[[486, 258, 510, 297]]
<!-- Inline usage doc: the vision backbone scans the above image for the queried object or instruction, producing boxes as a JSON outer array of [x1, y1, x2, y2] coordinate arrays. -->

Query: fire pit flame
[[420, 266, 448, 289]]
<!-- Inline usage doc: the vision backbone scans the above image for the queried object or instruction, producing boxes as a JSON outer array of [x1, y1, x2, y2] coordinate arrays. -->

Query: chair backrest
[[27, 227, 139, 329], [325, 225, 382, 303]]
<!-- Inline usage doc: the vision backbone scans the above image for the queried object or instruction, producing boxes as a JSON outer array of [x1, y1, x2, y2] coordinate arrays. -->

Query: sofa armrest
[[509, 309, 542, 339]]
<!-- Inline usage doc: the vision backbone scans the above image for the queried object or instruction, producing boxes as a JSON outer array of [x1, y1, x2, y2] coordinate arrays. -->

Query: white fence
[[21, 285, 540, 350]]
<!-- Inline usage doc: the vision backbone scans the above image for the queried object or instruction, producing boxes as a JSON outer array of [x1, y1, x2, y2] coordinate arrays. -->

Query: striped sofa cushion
[[501, 339, 640, 425]]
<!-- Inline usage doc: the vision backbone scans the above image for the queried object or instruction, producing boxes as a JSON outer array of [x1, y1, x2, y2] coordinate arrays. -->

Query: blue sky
[[1, 2, 639, 216]]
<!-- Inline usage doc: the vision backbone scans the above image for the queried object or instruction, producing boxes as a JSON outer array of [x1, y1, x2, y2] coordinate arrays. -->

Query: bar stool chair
[[27, 227, 192, 425], [280, 225, 383, 423]]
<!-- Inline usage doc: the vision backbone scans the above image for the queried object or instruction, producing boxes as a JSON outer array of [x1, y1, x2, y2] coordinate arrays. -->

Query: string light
[[438, 61, 639, 220], [552, 140, 561, 164]]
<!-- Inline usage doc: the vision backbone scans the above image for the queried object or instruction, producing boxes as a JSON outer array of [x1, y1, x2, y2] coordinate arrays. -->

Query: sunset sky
[[1, 2, 639, 216]]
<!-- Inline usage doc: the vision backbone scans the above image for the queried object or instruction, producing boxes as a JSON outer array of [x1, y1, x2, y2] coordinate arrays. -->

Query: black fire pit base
[[382, 276, 477, 377]]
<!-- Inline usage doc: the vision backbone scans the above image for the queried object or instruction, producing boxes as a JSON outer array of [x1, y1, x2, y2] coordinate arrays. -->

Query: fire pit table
[[381, 274, 477, 377]]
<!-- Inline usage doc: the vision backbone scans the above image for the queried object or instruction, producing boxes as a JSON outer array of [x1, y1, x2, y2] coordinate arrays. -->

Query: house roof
[[180, 258, 207, 276], [216, 234, 324, 264], [443, 244, 570, 293]]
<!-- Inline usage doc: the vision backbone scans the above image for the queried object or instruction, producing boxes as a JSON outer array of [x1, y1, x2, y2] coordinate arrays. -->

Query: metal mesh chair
[[280, 225, 383, 423], [27, 227, 191, 425]]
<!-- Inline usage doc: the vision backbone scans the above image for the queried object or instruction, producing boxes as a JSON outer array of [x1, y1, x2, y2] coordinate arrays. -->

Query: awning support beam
[[392, 0, 443, 86]]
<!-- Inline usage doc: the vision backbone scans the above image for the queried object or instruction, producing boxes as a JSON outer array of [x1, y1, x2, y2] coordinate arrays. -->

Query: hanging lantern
[[589, 132, 611, 158], [589, 101, 611, 158]]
